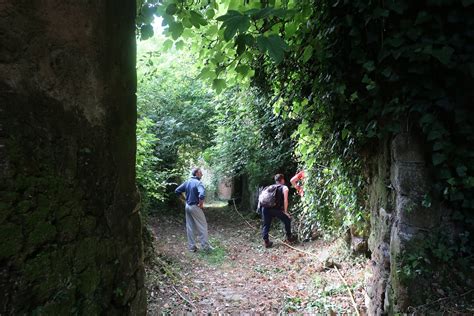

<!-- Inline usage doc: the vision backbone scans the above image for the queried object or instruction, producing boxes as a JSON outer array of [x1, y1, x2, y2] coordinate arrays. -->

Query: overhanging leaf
[[256, 35, 289, 63], [432, 153, 447, 166], [219, 12, 250, 41], [212, 78, 226, 94]]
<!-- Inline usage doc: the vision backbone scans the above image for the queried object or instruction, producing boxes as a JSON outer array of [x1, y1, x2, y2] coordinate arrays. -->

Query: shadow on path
[[146, 203, 367, 314]]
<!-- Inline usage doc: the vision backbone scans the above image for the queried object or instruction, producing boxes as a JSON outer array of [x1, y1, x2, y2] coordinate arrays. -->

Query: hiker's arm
[[175, 182, 186, 201], [290, 174, 302, 193], [283, 187, 289, 216], [175, 182, 186, 195], [197, 182, 205, 209]]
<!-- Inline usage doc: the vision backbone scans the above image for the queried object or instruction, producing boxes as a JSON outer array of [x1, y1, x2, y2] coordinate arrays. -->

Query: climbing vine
[[137, 0, 474, 235]]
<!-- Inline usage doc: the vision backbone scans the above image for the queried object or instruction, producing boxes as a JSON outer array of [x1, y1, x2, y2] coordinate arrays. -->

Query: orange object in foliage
[[290, 170, 305, 196]]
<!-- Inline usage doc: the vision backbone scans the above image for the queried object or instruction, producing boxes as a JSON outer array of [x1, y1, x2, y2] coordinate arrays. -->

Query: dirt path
[[146, 204, 367, 314]]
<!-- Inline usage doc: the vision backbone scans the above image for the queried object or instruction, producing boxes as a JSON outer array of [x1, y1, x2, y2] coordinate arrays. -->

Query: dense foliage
[[137, 0, 474, 238], [136, 36, 296, 212], [136, 38, 217, 210], [208, 88, 296, 192]]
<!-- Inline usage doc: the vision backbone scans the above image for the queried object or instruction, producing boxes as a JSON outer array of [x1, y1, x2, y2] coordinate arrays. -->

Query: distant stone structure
[[217, 177, 233, 200]]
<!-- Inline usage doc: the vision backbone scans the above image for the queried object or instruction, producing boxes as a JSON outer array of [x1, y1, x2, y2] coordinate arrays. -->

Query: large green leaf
[[217, 10, 250, 41], [430, 46, 454, 65], [189, 10, 208, 28], [256, 35, 289, 63], [212, 78, 227, 94], [168, 22, 184, 40]]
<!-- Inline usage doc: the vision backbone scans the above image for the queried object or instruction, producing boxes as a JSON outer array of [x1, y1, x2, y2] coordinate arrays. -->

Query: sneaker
[[202, 244, 214, 253], [264, 240, 273, 248], [189, 246, 198, 252]]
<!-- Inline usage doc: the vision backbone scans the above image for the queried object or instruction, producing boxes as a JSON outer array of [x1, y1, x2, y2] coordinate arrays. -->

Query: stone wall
[[217, 177, 232, 200], [0, 1, 145, 314], [366, 132, 447, 314]]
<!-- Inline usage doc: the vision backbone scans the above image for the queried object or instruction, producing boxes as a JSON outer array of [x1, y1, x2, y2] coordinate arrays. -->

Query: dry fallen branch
[[172, 285, 198, 311], [334, 265, 361, 316]]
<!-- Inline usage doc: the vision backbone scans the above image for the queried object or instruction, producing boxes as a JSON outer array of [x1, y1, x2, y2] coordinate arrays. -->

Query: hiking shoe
[[264, 240, 273, 248], [285, 234, 298, 244], [202, 245, 214, 253], [189, 246, 198, 253]]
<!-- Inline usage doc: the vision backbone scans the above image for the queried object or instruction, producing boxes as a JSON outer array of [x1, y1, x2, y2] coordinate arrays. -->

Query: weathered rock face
[[0, 1, 145, 314], [366, 132, 449, 314]]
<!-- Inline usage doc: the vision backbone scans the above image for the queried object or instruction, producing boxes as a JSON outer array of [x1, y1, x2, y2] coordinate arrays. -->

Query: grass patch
[[198, 238, 226, 265]]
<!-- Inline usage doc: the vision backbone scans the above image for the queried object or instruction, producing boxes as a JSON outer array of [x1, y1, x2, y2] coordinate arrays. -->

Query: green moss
[[37, 194, 51, 210], [0, 191, 20, 203], [28, 222, 57, 247], [24, 252, 52, 282], [0, 202, 12, 224], [57, 216, 80, 242], [25, 206, 51, 231], [81, 299, 101, 315], [96, 239, 117, 263], [74, 238, 97, 272], [78, 266, 100, 296], [80, 216, 97, 235], [17, 199, 34, 213], [56, 204, 73, 219], [0, 223, 23, 259]]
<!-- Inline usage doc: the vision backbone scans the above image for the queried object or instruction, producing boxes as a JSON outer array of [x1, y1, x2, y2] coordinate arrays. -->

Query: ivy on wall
[[137, 0, 474, 231]]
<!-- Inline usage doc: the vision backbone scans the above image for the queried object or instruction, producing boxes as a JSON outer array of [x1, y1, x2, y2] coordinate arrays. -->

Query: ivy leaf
[[456, 166, 467, 177], [303, 46, 313, 63], [175, 40, 185, 50], [235, 34, 247, 55], [140, 24, 154, 40], [285, 23, 298, 37], [162, 39, 173, 51], [217, 11, 250, 41], [206, 8, 215, 19], [430, 46, 454, 65], [198, 67, 216, 80], [235, 64, 250, 76], [247, 7, 273, 20], [212, 78, 226, 94], [381, 67, 392, 77], [169, 22, 184, 40], [189, 10, 208, 28], [427, 129, 442, 141], [166, 3, 178, 15], [422, 194, 432, 208], [363, 61, 375, 72], [373, 7, 389, 18], [341, 129, 349, 140], [420, 113, 435, 125], [439, 168, 452, 179], [432, 141, 446, 151], [432, 153, 447, 166], [387, 1, 406, 14], [256, 35, 289, 64]]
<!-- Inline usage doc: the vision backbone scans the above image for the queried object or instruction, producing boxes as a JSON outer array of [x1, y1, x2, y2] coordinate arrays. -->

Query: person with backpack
[[258, 174, 297, 248], [175, 167, 212, 252]]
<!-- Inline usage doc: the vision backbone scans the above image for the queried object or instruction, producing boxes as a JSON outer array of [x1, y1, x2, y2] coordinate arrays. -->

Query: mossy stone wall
[[365, 132, 460, 314], [0, 1, 145, 314]]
